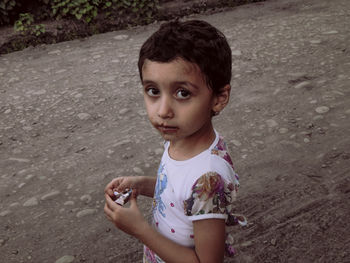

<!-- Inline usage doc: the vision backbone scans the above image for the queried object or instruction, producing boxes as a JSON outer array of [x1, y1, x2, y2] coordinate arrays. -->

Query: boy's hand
[[105, 176, 156, 198], [104, 192, 147, 237], [104, 177, 140, 199]]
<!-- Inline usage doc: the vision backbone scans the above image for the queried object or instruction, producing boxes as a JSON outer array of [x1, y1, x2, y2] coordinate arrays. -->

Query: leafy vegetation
[[103, 0, 158, 24], [1, 0, 159, 27], [14, 13, 46, 36], [51, 0, 100, 23], [0, 0, 265, 54]]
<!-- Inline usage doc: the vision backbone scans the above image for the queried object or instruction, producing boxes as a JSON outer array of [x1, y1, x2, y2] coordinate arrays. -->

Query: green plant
[[51, 0, 100, 23], [14, 13, 46, 36], [103, 0, 158, 24], [32, 24, 46, 36], [2, 0, 159, 26], [14, 13, 34, 33]]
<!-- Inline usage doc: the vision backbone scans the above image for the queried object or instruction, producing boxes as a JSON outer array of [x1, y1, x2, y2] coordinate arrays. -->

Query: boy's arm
[[193, 219, 226, 262], [137, 176, 156, 197], [138, 218, 226, 263]]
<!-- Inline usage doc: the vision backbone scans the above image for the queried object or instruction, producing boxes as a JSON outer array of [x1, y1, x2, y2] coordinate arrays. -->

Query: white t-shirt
[[143, 131, 244, 263]]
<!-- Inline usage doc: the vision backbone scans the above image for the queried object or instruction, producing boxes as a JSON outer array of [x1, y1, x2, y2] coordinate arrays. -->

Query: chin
[[160, 133, 176, 141]]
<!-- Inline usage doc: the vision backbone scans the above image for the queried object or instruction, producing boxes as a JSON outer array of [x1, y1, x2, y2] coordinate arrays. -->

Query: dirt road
[[1, 0, 349, 262]]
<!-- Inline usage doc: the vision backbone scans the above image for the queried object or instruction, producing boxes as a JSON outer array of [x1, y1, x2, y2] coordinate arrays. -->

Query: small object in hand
[[113, 189, 132, 206]]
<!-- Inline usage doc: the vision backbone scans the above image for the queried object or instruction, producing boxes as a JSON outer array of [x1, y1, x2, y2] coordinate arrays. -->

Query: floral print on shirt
[[211, 136, 235, 167], [183, 172, 246, 257], [184, 172, 237, 217]]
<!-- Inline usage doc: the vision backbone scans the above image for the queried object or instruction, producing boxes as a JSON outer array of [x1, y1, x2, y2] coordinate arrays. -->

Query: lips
[[157, 125, 178, 133]]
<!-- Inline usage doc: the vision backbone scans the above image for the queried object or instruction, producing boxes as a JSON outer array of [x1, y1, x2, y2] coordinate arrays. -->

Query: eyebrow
[[142, 80, 156, 86], [142, 80, 199, 90], [174, 81, 199, 89]]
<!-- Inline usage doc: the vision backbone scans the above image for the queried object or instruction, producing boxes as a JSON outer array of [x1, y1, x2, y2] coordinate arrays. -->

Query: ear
[[212, 84, 231, 114]]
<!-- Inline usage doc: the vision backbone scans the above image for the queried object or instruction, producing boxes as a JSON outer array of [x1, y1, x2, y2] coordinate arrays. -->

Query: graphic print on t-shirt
[[153, 163, 167, 218]]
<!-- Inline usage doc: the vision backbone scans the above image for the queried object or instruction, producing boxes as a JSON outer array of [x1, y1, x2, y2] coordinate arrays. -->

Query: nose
[[157, 95, 174, 119]]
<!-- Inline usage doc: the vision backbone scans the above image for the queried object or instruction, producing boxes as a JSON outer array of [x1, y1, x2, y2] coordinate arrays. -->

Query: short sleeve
[[183, 172, 238, 221]]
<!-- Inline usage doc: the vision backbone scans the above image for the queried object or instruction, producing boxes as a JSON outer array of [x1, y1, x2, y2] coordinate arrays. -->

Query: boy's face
[[142, 58, 217, 144]]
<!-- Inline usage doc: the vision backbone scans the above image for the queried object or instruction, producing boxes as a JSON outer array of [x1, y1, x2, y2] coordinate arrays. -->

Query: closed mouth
[[157, 125, 178, 132]]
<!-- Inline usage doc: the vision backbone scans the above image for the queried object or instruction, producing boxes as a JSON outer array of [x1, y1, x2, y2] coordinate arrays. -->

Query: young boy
[[104, 20, 244, 263]]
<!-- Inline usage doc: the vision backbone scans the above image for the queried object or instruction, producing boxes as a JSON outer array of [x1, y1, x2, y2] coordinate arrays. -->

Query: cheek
[[143, 95, 151, 110], [143, 99, 156, 119], [180, 102, 212, 123], [189, 99, 213, 114], [144, 104, 152, 118]]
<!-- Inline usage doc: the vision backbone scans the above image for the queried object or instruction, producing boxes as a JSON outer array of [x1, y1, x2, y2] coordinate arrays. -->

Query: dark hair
[[138, 20, 232, 94]]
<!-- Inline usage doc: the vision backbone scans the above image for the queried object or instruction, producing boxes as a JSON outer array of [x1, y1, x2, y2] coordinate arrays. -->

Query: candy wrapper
[[113, 189, 132, 206]]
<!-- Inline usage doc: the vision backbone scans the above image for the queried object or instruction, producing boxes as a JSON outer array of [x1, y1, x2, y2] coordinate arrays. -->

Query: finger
[[104, 198, 112, 212], [104, 203, 113, 220], [105, 193, 114, 204], [105, 194, 119, 211], [105, 179, 116, 193], [105, 194, 122, 213], [105, 178, 122, 193], [116, 181, 129, 192], [105, 179, 115, 192], [105, 188, 114, 198], [109, 178, 131, 194]]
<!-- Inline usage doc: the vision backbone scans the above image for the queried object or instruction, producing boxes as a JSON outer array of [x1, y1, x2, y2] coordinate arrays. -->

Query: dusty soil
[[0, 0, 349, 262]]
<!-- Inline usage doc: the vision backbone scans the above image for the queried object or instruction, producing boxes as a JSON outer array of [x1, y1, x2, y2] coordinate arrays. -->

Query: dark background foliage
[[0, 0, 159, 26]]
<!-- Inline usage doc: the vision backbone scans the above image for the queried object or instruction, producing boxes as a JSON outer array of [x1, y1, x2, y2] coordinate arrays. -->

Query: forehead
[[142, 58, 205, 81]]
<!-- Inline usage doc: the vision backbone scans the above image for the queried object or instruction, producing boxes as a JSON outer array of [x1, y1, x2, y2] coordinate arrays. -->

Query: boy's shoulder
[[210, 135, 235, 171], [189, 135, 237, 181]]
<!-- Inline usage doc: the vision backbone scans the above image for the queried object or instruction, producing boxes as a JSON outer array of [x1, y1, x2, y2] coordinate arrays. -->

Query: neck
[[168, 123, 216, 161]]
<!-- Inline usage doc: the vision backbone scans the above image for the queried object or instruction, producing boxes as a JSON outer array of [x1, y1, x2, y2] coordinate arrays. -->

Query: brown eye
[[146, 88, 160, 97], [176, 89, 191, 99]]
